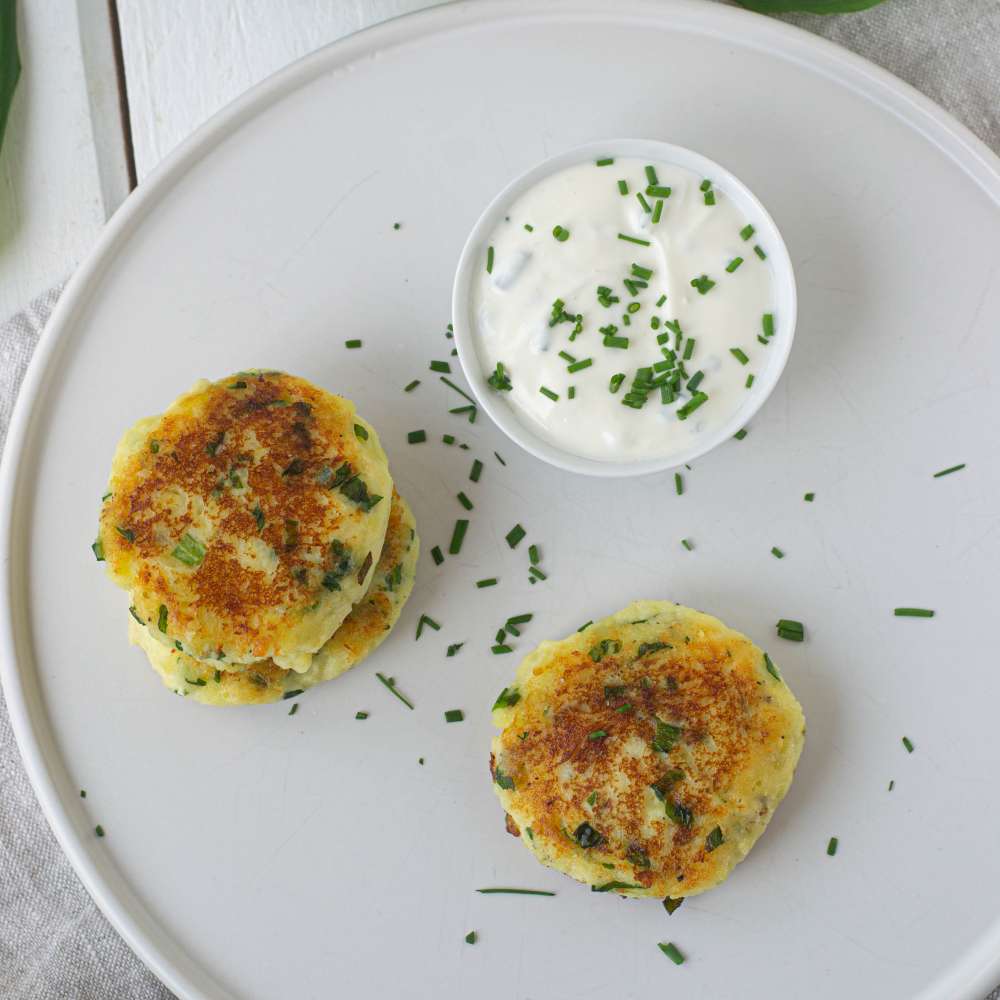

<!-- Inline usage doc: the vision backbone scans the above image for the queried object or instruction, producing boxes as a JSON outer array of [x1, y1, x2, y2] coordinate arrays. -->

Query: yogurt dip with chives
[[471, 156, 778, 463]]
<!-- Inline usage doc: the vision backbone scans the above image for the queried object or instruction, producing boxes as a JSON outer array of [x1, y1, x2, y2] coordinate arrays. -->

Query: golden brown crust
[[491, 602, 805, 898], [99, 371, 392, 665], [129, 490, 419, 706]]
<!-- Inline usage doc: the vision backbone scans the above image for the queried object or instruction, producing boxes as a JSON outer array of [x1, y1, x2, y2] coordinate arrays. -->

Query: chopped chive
[[577, 620, 592, 632], [430, 360, 452, 374], [656, 294, 667, 307], [476, 578, 498, 588], [645, 165, 659, 185], [416, 613, 441, 639], [646, 185, 671, 199], [465, 930, 477, 944], [449, 519, 469, 555], [539, 386, 559, 402], [730, 347, 750, 365], [609, 373, 625, 394], [91, 538, 105, 561], [740, 223, 755, 240], [734, 428, 748, 440], [726, 257, 743, 273], [449, 404, 477, 422], [662, 897, 683, 915], [636, 192, 652, 213], [771, 546, 784, 559], [528, 544, 540, 565], [506, 613, 533, 626], [603, 336, 629, 349], [375, 672, 414, 709], [528, 566, 547, 581], [567, 358, 592, 374], [762, 313, 775, 338], [486, 361, 512, 392], [754, 244, 767, 259], [894, 608, 934, 618], [344, 339, 362, 349], [657, 942, 685, 965], [486, 246, 494, 273], [745, 374, 755, 389], [933, 463, 966, 478], [704, 190, 716, 206], [588, 730, 608, 741], [552, 225, 570, 242], [523, 223, 534, 232], [651, 199, 663, 224], [674, 473, 683, 496], [617, 179, 628, 196], [631, 263, 653, 281], [682, 338, 695, 361], [456, 491, 474, 511], [596, 157, 614, 166], [431, 546, 444, 566], [476, 888, 555, 896], [442, 434, 455, 445], [468, 460, 483, 484], [558, 350, 576, 363], [618, 233, 650, 247], [676, 392, 708, 420], [491, 644, 513, 654], [157, 605, 168, 633], [681, 538, 693, 551], [115, 525, 135, 543], [95, 825, 105, 838], [444, 709, 464, 723], [776, 618, 805, 641], [763, 653, 781, 681], [505, 524, 526, 548], [827, 836, 839, 857], [355, 711, 369, 720], [171, 533, 205, 567], [494, 451, 506, 466], [902, 736, 915, 752], [888, 779, 895, 791], [804, 492, 815, 502], [700, 179, 711, 192], [690, 275, 715, 295], [686, 371, 704, 392], [446, 642, 464, 657], [407, 430, 426, 444]]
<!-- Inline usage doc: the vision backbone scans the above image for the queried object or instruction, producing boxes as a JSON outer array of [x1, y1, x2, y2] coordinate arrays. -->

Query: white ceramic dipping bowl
[[451, 138, 797, 477]]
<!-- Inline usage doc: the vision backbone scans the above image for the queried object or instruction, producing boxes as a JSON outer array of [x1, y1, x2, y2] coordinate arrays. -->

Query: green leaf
[[735, 0, 886, 12], [0, 0, 19, 156]]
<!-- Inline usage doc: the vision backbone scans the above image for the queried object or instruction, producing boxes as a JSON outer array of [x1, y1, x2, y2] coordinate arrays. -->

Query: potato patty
[[98, 371, 393, 671], [129, 490, 418, 705], [490, 600, 805, 900]]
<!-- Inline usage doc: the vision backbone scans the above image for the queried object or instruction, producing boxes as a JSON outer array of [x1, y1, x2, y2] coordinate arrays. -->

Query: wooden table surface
[[1, 0, 448, 322]]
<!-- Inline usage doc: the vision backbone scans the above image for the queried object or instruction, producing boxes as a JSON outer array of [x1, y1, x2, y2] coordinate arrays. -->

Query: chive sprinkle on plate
[[444, 709, 464, 723], [449, 519, 469, 554], [375, 672, 414, 710], [894, 607, 934, 618], [932, 463, 965, 478], [827, 836, 839, 857], [476, 888, 555, 896], [657, 942, 685, 965], [505, 523, 526, 548], [776, 618, 805, 641], [902, 736, 915, 753], [407, 429, 426, 444]]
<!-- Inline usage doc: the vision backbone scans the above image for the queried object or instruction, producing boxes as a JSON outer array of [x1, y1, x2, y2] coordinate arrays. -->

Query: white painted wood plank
[[0, 0, 127, 321], [76, 0, 133, 214], [117, 0, 451, 181]]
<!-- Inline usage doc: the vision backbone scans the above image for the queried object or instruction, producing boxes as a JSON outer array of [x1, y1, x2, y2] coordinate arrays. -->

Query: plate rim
[[2, 2, 999, 998]]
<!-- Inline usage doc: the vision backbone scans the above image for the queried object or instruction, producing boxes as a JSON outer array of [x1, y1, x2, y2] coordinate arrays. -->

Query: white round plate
[[3, 3, 1000, 999]]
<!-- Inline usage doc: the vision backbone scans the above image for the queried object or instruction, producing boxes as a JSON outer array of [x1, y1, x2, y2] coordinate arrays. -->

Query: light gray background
[[1, 1, 998, 997]]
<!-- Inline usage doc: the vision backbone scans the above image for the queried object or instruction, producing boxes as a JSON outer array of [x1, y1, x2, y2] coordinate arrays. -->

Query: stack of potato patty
[[95, 371, 418, 706]]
